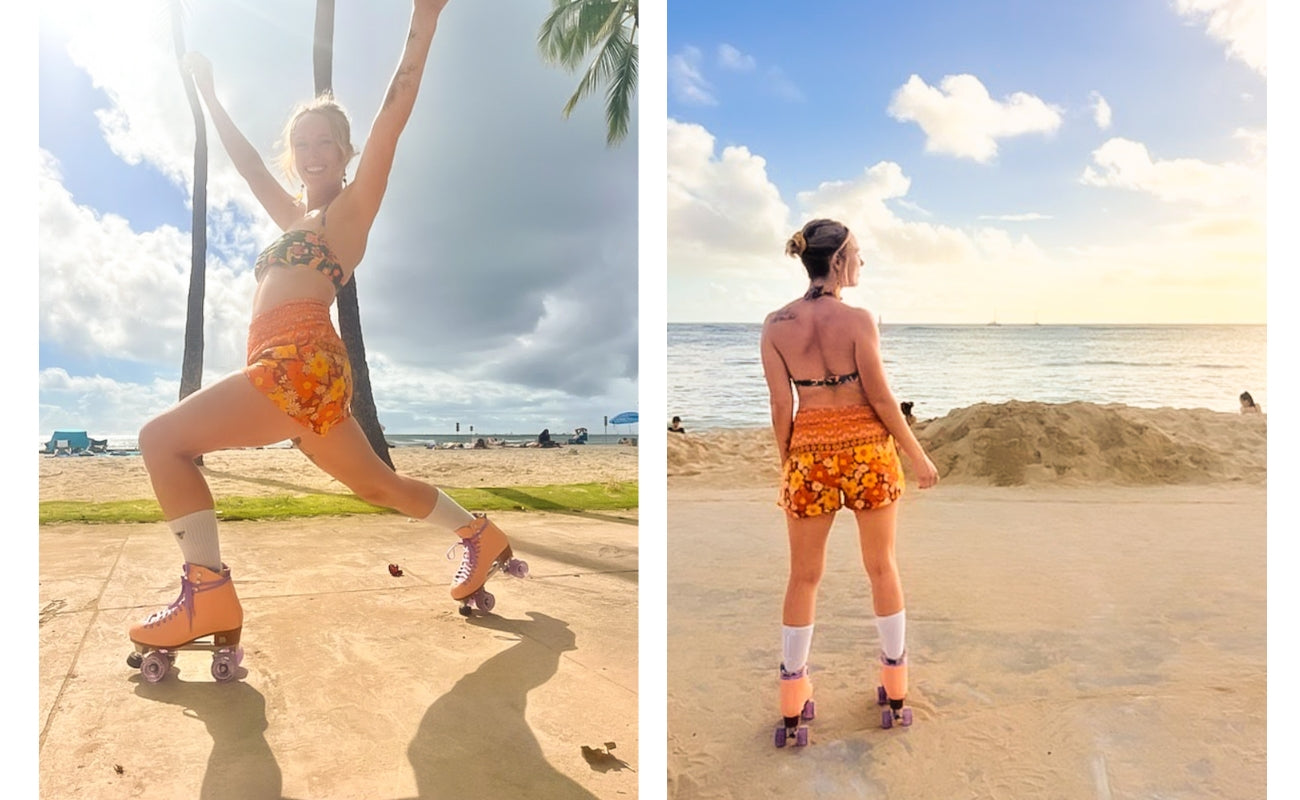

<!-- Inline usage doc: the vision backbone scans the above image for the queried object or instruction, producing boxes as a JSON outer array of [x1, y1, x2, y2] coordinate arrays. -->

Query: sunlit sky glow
[[667, 0, 1266, 325], [37, 0, 637, 438]]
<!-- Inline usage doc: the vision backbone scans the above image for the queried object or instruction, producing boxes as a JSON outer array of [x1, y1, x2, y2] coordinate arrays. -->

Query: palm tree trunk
[[172, 1, 207, 465], [314, 0, 395, 469]]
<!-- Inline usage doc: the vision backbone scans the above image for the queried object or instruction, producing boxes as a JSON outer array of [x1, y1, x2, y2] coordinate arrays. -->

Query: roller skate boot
[[126, 563, 244, 683], [774, 663, 815, 747], [447, 513, 529, 616], [876, 651, 912, 728]]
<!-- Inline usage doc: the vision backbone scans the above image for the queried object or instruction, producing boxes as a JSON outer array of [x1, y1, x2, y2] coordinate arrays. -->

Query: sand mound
[[669, 402, 1266, 487]]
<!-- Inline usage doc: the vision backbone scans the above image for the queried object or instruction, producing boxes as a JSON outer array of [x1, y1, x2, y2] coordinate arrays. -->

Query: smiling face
[[291, 112, 348, 189]]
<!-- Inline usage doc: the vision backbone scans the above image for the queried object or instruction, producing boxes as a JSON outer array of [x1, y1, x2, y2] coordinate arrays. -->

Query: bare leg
[[293, 417, 440, 519], [853, 502, 904, 616], [138, 372, 309, 519], [782, 513, 836, 627]]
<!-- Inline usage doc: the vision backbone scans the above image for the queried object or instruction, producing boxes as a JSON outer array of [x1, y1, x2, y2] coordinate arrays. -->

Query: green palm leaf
[[537, 0, 638, 146]]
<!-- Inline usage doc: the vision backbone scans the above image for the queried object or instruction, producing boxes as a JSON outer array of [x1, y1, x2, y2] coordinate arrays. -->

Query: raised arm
[[345, 0, 451, 227], [851, 309, 939, 488], [760, 318, 796, 467], [182, 53, 300, 230]]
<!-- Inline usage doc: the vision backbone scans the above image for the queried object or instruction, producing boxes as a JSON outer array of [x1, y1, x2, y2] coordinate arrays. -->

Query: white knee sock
[[782, 624, 815, 673], [422, 488, 476, 530], [876, 609, 907, 661], [169, 509, 221, 571]]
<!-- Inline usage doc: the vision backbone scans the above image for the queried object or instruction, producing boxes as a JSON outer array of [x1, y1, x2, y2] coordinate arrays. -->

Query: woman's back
[[765, 295, 872, 409]]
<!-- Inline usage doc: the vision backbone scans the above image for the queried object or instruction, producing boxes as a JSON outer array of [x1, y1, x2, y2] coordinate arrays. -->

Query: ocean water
[[668, 324, 1267, 431]]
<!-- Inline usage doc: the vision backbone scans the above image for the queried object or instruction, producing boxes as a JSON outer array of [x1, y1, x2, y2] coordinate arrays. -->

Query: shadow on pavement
[[404, 611, 599, 799]]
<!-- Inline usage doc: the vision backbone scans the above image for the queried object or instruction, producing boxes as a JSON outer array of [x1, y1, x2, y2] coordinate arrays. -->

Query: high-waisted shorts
[[243, 300, 353, 436], [778, 405, 905, 518]]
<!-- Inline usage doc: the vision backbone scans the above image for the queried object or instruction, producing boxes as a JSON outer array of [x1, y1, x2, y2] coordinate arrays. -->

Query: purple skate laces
[[141, 564, 214, 630], [446, 518, 489, 585]]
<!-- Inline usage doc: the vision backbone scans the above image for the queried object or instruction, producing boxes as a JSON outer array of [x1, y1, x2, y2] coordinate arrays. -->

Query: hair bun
[[785, 230, 807, 257]]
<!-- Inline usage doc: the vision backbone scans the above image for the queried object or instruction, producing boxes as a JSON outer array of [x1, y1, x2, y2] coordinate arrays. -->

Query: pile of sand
[[668, 401, 1266, 487]]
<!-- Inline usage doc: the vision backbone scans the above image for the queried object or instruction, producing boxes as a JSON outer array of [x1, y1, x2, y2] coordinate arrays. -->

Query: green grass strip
[[39, 481, 638, 525]]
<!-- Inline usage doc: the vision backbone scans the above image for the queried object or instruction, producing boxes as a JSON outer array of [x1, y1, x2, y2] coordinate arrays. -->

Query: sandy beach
[[39, 442, 640, 503], [667, 402, 1266, 799], [38, 443, 639, 799]]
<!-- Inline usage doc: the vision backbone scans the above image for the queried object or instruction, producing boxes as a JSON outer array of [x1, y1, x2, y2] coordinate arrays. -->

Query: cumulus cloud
[[39, 0, 637, 434], [1090, 91, 1113, 130], [1080, 133, 1264, 207], [670, 46, 716, 106], [668, 119, 791, 270], [1175, 0, 1265, 75], [888, 74, 1063, 162]]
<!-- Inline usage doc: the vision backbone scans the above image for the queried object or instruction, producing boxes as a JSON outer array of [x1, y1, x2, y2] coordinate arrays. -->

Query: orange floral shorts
[[778, 406, 905, 518], [244, 300, 353, 435]]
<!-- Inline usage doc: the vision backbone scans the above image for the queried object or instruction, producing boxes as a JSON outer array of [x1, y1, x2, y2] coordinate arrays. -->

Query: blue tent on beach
[[42, 430, 107, 455], [43, 430, 91, 454]]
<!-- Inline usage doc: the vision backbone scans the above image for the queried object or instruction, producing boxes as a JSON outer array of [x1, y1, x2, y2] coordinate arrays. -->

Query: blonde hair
[[276, 92, 357, 184]]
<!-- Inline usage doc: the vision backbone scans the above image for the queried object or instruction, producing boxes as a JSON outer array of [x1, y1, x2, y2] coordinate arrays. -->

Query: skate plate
[[127, 636, 244, 684], [455, 555, 529, 617]]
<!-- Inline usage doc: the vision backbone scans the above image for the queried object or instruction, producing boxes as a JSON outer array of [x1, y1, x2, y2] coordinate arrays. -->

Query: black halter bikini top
[[792, 372, 860, 387]]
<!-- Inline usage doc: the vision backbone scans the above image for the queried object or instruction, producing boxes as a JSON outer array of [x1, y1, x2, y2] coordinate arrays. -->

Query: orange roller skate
[[126, 563, 244, 683], [446, 514, 529, 616], [775, 664, 815, 747], [877, 651, 912, 728]]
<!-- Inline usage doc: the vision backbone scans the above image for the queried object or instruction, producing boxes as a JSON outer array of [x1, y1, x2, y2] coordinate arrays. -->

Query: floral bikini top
[[253, 207, 347, 292]]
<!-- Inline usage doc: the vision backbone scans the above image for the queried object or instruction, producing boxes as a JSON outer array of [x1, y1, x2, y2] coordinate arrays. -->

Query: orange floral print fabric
[[778, 405, 905, 517], [243, 300, 352, 435]]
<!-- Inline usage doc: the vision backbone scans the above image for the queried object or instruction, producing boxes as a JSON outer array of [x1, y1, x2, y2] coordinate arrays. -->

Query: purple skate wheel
[[877, 685, 888, 706], [774, 726, 787, 748], [802, 699, 815, 721], [900, 708, 913, 727], [795, 726, 809, 747], [126, 651, 143, 669], [507, 559, 529, 578], [881, 709, 894, 730], [211, 651, 237, 682], [234, 646, 244, 666], [140, 651, 170, 683], [474, 589, 496, 613]]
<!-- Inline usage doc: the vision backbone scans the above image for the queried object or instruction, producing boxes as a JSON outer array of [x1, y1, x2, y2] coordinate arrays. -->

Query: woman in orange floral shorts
[[760, 218, 940, 739], [127, 2, 525, 677]]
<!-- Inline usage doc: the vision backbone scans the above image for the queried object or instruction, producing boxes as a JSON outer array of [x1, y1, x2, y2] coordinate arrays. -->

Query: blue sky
[[36, 0, 638, 439], [666, 0, 1267, 324]]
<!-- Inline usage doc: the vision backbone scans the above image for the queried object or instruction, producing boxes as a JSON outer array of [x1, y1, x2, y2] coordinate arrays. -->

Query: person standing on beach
[[760, 218, 940, 739], [128, 0, 524, 678]]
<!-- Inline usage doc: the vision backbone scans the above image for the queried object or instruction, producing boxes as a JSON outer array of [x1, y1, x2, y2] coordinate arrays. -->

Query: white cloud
[[667, 123, 1263, 325], [1090, 91, 1113, 130], [717, 43, 755, 72], [1080, 134, 1264, 207], [1175, 0, 1266, 75], [39, 0, 638, 435], [670, 46, 717, 106], [887, 74, 1063, 162], [667, 119, 791, 269], [978, 212, 1053, 222], [38, 149, 254, 371]]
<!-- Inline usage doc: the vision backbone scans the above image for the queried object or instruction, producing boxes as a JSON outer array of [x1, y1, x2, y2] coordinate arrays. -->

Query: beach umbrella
[[610, 411, 638, 436]]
